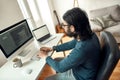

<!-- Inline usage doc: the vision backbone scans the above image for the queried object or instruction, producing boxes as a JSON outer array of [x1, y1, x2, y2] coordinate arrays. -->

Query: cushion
[[110, 5, 120, 21], [90, 22, 103, 32], [89, 5, 120, 21], [102, 15, 118, 28], [90, 18, 103, 27], [104, 23, 120, 36], [90, 14, 118, 29]]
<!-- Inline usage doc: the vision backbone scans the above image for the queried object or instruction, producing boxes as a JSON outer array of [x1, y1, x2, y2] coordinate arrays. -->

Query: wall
[[52, 0, 74, 23], [17, 0, 37, 30], [51, 0, 120, 23], [0, 50, 7, 67], [18, 0, 56, 34], [0, 0, 24, 31], [36, 0, 56, 34]]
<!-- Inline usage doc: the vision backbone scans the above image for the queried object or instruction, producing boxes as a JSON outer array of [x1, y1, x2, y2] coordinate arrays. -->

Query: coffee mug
[[13, 58, 23, 68]]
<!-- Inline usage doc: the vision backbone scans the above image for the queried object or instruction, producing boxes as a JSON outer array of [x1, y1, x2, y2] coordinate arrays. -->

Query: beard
[[66, 28, 77, 38]]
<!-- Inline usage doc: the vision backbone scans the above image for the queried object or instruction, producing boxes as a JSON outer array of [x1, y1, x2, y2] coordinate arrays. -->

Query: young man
[[38, 8, 101, 80]]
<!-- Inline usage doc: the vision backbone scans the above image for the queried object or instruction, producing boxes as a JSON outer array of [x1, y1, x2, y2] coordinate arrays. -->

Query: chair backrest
[[96, 31, 120, 80]]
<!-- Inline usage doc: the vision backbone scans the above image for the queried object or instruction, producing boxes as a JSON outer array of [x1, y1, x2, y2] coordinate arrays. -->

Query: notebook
[[32, 25, 56, 44]]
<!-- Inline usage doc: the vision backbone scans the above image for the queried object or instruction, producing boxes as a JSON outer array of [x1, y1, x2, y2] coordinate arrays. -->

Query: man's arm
[[40, 39, 77, 52], [53, 39, 77, 52], [46, 46, 86, 73]]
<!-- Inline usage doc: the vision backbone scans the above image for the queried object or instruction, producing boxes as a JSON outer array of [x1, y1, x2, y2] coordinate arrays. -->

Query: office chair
[[95, 31, 120, 80]]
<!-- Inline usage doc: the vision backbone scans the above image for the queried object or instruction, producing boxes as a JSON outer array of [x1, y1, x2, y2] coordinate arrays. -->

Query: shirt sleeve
[[46, 46, 86, 73], [53, 39, 77, 52]]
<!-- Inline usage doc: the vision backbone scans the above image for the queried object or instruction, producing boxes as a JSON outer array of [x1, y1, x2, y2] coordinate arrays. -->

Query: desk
[[0, 33, 64, 80]]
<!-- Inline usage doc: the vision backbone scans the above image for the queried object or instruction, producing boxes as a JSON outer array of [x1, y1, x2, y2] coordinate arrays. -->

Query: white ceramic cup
[[13, 58, 23, 68]]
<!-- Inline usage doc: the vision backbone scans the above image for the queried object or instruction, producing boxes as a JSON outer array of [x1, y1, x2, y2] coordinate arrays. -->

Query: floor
[[38, 36, 120, 80], [110, 60, 120, 80]]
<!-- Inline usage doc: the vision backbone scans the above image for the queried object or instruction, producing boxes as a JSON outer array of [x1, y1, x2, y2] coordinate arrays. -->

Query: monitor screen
[[0, 20, 33, 58], [32, 25, 50, 42]]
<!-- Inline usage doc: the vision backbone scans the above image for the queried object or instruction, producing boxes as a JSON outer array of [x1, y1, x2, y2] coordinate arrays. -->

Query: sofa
[[89, 4, 120, 44]]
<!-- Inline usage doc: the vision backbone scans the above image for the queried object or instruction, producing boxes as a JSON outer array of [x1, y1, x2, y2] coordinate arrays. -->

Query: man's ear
[[70, 25, 75, 32]]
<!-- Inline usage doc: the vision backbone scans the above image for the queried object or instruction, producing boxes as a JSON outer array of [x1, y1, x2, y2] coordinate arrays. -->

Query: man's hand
[[40, 47, 53, 52], [37, 51, 48, 59], [37, 47, 53, 59]]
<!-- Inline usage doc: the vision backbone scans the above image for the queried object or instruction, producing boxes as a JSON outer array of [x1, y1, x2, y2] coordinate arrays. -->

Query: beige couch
[[89, 4, 120, 43]]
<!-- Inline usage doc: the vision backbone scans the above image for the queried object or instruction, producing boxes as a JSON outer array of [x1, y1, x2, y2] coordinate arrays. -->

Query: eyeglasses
[[61, 23, 71, 28]]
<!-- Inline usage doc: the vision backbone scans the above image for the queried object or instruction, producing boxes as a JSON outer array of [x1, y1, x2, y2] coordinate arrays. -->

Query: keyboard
[[18, 50, 31, 57]]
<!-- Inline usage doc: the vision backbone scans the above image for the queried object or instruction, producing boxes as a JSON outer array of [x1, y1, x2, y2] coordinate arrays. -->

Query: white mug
[[13, 58, 23, 68]]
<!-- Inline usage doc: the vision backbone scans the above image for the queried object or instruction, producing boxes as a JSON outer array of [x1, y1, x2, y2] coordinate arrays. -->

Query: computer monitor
[[0, 20, 34, 60]]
